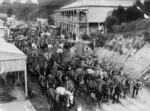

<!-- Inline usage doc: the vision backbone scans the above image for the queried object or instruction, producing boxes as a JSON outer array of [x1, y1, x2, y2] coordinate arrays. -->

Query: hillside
[[95, 31, 150, 80]]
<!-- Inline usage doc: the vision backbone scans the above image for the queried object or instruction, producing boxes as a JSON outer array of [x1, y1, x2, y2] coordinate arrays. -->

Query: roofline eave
[[54, 5, 131, 12]]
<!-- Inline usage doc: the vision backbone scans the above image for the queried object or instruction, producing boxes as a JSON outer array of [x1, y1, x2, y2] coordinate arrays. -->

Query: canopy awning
[[0, 38, 28, 96], [0, 38, 26, 58], [0, 38, 27, 73]]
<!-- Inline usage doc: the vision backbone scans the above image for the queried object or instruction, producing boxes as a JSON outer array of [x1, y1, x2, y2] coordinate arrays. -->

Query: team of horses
[[31, 51, 144, 111]]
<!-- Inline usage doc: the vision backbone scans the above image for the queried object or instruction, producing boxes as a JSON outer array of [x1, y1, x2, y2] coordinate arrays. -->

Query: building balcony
[[54, 15, 87, 23]]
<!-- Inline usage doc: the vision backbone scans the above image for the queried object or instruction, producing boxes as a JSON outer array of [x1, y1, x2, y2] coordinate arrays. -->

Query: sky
[[0, 0, 38, 4]]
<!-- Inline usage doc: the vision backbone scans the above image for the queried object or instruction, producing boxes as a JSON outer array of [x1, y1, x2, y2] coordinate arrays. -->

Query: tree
[[16, 4, 35, 20], [105, 16, 119, 33], [0, 0, 72, 21], [47, 16, 54, 25], [125, 6, 144, 22], [112, 6, 126, 24], [81, 33, 90, 40], [144, 0, 150, 15], [7, 8, 13, 17], [2, 0, 11, 4], [105, 0, 145, 33]]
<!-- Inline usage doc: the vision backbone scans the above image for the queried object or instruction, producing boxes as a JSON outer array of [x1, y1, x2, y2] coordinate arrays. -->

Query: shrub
[[105, 16, 119, 33], [81, 33, 90, 40], [135, 19, 150, 31], [110, 18, 150, 34], [143, 31, 150, 43], [97, 33, 108, 47]]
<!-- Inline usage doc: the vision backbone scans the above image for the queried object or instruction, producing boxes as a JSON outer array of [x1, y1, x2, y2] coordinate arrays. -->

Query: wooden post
[[98, 40, 109, 59], [120, 38, 138, 68], [73, 10, 74, 21], [136, 64, 150, 79], [87, 8, 89, 35], [102, 40, 120, 61], [77, 10, 79, 22], [68, 23, 69, 33], [87, 22, 89, 35], [94, 39, 96, 51], [98, 23, 100, 30], [111, 37, 130, 67], [69, 23, 71, 33], [67, 23, 69, 33], [18, 71, 20, 84], [105, 40, 120, 63], [25, 60, 28, 97]]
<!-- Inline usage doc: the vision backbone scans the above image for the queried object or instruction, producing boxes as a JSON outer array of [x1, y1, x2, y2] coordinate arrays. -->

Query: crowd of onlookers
[[9, 25, 77, 71]]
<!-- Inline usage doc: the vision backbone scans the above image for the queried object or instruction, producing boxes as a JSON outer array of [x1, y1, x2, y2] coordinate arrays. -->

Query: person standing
[[73, 32, 76, 41], [132, 79, 142, 98], [56, 46, 63, 64]]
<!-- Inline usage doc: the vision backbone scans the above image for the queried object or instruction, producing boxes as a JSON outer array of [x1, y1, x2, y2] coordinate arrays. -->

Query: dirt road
[[94, 87, 150, 111], [70, 87, 150, 111], [28, 71, 150, 111]]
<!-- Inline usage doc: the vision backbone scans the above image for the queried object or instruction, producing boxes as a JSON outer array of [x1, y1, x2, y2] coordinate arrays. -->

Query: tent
[[0, 38, 28, 96]]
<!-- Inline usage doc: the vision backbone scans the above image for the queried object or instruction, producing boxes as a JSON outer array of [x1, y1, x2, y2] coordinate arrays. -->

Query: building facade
[[52, 0, 144, 36]]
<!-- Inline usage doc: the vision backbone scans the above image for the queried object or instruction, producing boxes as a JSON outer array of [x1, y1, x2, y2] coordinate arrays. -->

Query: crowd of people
[[8, 24, 144, 110]]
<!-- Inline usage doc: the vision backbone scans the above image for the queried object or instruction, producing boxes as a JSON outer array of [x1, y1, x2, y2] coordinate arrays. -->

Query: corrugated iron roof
[[61, 0, 141, 9]]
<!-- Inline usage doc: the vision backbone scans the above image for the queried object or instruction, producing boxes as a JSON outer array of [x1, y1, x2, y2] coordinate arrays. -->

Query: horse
[[55, 71, 68, 86], [75, 69, 85, 88], [66, 69, 84, 95], [46, 87, 68, 111], [86, 68, 101, 79], [47, 74, 59, 89], [38, 75, 47, 96], [48, 55, 56, 68], [86, 79, 109, 107], [63, 79, 75, 94], [120, 76, 132, 98], [55, 87, 75, 110], [62, 62, 75, 74], [101, 82, 110, 103], [65, 90, 75, 109], [111, 75, 123, 103], [46, 87, 56, 110], [111, 75, 132, 99], [86, 68, 108, 81], [72, 57, 82, 69], [66, 68, 84, 86], [86, 79, 98, 98], [75, 68, 85, 77], [107, 77, 115, 98], [112, 82, 122, 104]]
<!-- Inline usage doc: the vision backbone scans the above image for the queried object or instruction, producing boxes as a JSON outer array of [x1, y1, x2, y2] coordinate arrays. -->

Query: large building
[[52, 0, 144, 36]]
